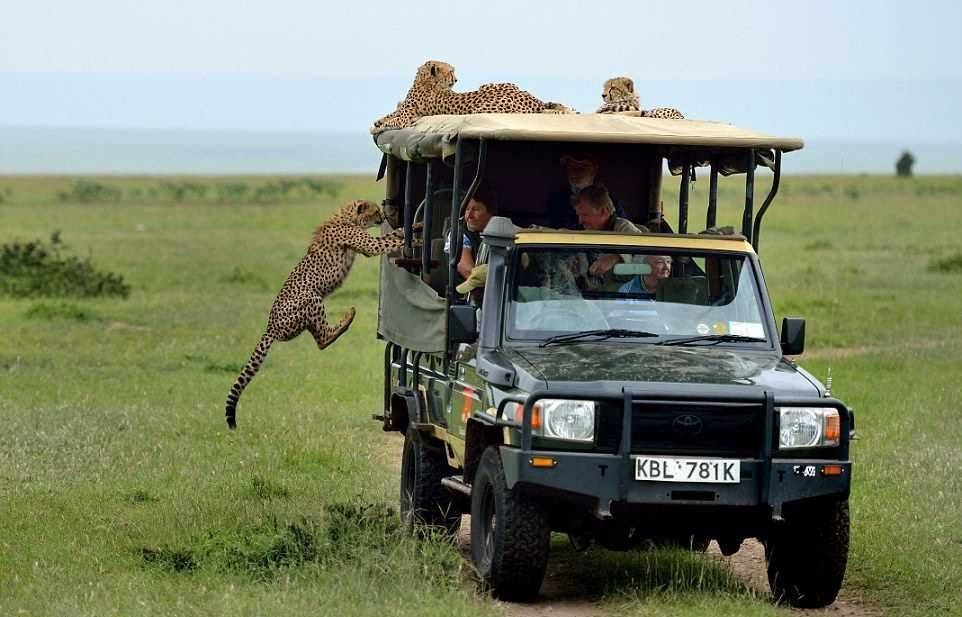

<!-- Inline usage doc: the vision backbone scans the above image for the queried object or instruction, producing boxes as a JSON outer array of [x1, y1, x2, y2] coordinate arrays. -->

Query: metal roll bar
[[752, 150, 782, 253]]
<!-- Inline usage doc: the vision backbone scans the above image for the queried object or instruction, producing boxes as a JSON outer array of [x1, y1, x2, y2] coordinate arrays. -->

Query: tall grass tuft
[[140, 547, 198, 573], [24, 302, 98, 321], [135, 501, 463, 585], [247, 475, 291, 500]]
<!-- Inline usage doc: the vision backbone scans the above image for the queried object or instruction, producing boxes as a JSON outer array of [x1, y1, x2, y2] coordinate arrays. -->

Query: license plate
[[634, 456, 740, 483]]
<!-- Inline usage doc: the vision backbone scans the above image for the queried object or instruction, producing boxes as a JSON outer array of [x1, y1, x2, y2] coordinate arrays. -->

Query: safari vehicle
[[371, 114, 853, 608]]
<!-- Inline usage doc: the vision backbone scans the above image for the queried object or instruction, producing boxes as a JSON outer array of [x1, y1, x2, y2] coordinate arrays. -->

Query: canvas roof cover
[[374, 113, 805, 162]]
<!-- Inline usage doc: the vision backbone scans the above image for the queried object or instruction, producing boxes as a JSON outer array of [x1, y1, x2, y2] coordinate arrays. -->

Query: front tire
[[470, 447, 550, 601], [765, 497, 850, 608], [400, 428, 461, 536]]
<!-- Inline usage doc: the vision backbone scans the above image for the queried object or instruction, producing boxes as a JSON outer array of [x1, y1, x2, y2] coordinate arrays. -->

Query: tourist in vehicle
[[546, 156, 626, 229], [445, 186, 498, 280], [570, 184, 646, 286], [619, 254, 672, 298]]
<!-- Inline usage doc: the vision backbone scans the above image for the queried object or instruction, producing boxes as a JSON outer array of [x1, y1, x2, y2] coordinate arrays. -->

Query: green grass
[[2, 174, 961, 616]]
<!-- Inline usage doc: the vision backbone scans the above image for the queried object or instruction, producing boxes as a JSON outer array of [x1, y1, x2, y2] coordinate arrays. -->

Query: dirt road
[[462, 530, 881, 617], [710, 540, 880, 617]]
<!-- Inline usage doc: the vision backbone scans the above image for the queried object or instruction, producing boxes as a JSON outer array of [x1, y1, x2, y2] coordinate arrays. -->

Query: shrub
[[929, 252, 962, 273], [0, 233, 130, 298], [58, 180, 122, 203], [844, 186, 861, 200]]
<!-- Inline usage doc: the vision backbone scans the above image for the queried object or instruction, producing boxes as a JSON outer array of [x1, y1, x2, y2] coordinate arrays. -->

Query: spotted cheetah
[[595, 75, 685, 119], [597, 76, 641, 113], [225, 200, 413, 429], [371, 60, 572, 134]]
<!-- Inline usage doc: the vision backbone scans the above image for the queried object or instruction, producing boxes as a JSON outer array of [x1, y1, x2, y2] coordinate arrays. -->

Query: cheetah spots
[[372, 60, 574, 134], [224, 200, 406, 429]]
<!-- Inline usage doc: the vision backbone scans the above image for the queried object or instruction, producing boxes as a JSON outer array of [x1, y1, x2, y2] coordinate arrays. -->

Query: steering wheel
[[529, 308, 593, 331]]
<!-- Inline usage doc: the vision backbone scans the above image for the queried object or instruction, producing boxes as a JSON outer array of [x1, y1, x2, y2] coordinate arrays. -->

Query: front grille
[[596, 401, 764, 458]]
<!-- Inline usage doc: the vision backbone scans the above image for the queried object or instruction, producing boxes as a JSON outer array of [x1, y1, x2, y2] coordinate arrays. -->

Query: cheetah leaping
[[225, 200, 412, 429]]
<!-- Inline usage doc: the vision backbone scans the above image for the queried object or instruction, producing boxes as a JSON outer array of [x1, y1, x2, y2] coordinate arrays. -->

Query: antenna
[[825, 367, 833, 397]]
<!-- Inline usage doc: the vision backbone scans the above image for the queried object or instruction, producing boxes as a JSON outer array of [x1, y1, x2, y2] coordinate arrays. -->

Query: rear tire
[[400, 428, 461, 536], [470, 447, 550, 601], [765, 497, 849, 608]]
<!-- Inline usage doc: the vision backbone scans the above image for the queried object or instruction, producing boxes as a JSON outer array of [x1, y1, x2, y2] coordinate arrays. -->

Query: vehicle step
[[441, 475, 472, 496]]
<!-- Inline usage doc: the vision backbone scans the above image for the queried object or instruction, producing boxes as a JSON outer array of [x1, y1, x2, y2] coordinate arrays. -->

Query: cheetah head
[[415, 60, 457, 92], [602, 76, 635, 104], [343, 200, 384, 228]]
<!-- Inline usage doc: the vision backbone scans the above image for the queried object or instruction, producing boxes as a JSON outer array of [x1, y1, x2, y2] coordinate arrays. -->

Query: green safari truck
[[371, 113, 853, 608]]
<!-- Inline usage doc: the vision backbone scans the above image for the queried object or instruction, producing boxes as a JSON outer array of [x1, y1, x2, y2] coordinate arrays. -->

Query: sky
[[2, 0, 962, 143]]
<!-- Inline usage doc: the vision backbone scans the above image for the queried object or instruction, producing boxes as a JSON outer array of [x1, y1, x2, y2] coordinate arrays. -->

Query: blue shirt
[[619, 277, 657, 299]]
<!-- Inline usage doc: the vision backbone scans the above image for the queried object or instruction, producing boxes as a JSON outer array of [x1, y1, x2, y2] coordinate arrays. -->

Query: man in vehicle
[[570, 184, 646, 288]]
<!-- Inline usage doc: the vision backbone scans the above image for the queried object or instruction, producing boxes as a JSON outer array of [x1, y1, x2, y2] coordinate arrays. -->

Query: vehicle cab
[[372, 113, 852, 608]]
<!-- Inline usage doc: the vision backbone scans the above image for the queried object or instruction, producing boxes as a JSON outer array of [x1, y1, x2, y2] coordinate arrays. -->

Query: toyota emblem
[[672, 414, 704, 437]]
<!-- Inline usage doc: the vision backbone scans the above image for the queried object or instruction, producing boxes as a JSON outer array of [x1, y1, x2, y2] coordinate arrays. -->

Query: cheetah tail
[[225, 332, 274, 430]]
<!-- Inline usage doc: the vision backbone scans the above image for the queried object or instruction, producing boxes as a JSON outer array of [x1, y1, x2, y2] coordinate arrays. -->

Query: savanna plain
[[1, 174, 961, 617]]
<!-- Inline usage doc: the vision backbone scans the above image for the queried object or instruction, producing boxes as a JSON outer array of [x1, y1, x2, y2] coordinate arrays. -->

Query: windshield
[[506, 246, 770, 346]]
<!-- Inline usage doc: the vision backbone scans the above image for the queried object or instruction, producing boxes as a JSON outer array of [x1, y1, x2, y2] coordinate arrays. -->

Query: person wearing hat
[[546, 155, 626, 229]]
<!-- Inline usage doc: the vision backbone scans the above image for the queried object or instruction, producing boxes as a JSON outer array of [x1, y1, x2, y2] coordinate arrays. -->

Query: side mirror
[[780, 317, 806, 356], [449, 304, 478, 345]]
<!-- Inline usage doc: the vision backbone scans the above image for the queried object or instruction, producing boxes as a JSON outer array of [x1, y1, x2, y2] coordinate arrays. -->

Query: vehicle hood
[[510, 342, 819, 396]]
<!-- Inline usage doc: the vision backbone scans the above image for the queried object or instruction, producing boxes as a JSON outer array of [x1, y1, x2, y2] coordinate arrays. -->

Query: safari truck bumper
[[498, 389, 852, 519]]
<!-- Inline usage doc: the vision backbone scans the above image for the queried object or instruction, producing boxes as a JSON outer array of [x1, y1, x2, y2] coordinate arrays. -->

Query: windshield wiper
[[539, 328, 659, 348], [657, 334, 767, 346]]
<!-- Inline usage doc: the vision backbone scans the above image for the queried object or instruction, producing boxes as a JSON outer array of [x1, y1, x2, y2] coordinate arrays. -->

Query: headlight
[[504, 399, 596, 442], [543, 399, 595, 441], [778, 407, 840, 449]]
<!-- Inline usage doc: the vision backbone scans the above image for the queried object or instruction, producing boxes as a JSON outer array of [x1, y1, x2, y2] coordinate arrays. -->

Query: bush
[[0, 233, 130, 298], [929, 252, 962, 273], [58, 180, 122, 203]]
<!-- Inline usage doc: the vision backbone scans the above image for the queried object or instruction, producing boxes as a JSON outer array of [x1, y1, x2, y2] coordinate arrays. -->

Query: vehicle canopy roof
[[374, 113, 804, 163]]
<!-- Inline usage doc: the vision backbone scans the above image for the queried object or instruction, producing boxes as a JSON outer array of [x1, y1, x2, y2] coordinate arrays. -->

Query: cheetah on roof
[[371, 60, 572, 134], [596, 75, 685, 119]]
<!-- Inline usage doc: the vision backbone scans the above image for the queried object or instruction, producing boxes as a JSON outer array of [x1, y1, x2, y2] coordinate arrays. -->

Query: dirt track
[[711, 540, 880, 617], [455, 525, 881, 617]]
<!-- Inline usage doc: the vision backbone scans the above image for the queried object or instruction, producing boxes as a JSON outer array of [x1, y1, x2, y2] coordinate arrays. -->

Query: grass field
[[2, 174, 961, 616]]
